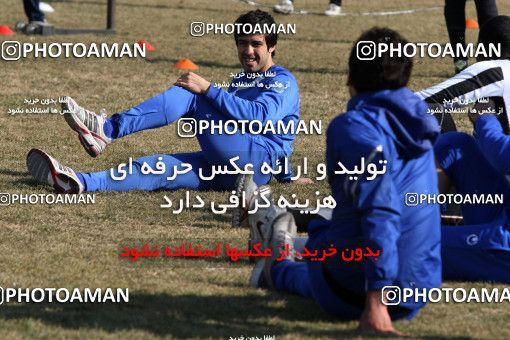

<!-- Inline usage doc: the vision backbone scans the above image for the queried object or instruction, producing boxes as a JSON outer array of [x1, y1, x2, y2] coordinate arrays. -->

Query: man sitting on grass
[[418, 15, 510, 283], [235, 27, 441, 336], [26, 10, 307, 194]]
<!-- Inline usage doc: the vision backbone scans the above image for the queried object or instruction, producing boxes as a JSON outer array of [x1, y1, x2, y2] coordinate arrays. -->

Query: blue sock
[[76, 172, 87, 191]]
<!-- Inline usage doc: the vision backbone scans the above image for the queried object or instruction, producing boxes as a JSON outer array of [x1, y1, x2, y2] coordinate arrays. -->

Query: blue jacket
[[205, 65, 300, 181], [308, 88, 441, 312], [475, 114, 510, 174]]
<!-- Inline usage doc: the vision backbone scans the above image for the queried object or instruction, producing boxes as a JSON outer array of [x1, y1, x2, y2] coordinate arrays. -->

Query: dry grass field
[[1, 0, 509, 338]]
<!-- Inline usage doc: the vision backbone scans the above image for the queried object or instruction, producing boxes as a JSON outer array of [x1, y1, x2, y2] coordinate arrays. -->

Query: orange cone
[[0, 25, 15, 35], [174, 58, 199, 70], [466, 19, 479, 29], [137, 39, 155, 51]]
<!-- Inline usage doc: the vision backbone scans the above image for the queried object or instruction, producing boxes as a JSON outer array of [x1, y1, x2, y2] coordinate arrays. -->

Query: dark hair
[[234, 10, 278, 57], [478, 15, 510, 62], [348, 27, 413, 93]]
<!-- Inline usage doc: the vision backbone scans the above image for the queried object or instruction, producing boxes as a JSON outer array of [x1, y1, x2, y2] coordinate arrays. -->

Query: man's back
[[316, 88, 441, 308]]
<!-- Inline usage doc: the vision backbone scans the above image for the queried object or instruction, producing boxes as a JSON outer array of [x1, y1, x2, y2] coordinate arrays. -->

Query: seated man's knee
[[435, 132, 478, 162], [435, 132, 476, 151]]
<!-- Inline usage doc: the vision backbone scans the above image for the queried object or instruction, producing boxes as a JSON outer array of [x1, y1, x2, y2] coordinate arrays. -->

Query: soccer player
[[434, 129, 510, 283], [416, 16, 510, 283], [239, 27, 441, 336], [16, 0, 53, 35], [26, 10, 303, 194]]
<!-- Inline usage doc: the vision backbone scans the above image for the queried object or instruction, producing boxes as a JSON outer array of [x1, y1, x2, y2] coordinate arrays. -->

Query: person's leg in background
[[444, 0, 498, 73], [444, 0, 468, 73], [19, 0, 53, 35], [325, 0, 342, 16], [273, 0, 294, 14], [474, 0, 498, 27], [22, 0, 44, 22], [273, 0, 343, 16]]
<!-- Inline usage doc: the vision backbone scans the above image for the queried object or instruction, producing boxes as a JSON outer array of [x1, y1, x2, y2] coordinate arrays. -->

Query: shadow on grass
[[193, 210, 231, 227], [2, 170, 49, 191], [12, 177, 48, 190], [0, 169, 29, 178], [0, 292, 360, 337], [0, 291, 472, 338]]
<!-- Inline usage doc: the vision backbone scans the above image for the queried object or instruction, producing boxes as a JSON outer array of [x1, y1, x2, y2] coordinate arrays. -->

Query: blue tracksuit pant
[[79, 86, 272, 191]]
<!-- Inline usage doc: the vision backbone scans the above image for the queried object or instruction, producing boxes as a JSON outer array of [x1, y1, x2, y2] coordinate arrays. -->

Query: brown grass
[[0, 0, 509, 338]]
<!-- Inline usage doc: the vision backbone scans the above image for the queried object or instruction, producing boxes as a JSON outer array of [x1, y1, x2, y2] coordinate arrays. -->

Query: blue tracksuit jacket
[[306, 87, 442, 316]]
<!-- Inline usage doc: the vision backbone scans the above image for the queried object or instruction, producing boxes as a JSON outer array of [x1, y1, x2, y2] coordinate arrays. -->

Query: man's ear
[[347, 74, 357, 97], [269, 45, 276, 54]]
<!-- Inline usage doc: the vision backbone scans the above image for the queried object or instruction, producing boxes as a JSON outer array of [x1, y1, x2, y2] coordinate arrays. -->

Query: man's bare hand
[[359, 291, 408, 337], [468, 109, 482, 125], [469, 99, 497, 126], [175, 72, 211, 94], [292, 177, 314, 185]]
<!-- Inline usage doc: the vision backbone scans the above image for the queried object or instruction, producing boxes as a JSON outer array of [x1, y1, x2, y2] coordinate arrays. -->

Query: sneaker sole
[[78, 134, 100, 158], [62, 100, 102, 157], [249, 219, 267, 249], [26, 149, 80, 193], [232, 174, 249, 228], [249, 259, 266, 288], [269, 212, 297, 258], [248, 206, 276, 264], [27, 149, 52, 185], [251, 212, 297, 289]]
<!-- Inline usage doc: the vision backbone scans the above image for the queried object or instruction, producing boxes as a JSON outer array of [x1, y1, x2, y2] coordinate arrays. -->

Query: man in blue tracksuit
[[435, 131, 510, 282], [417, 16, 510, 283], [26, 10, 301, 194], [246, 28, 441, 336]]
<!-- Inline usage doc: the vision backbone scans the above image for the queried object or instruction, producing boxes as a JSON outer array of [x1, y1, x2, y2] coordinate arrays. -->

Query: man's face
[[236, 34, 275, 73]]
